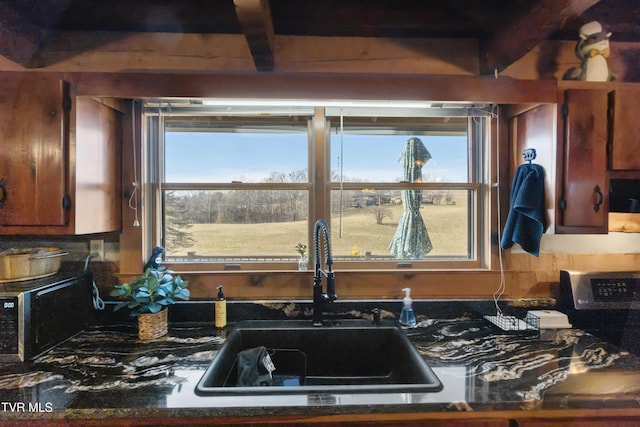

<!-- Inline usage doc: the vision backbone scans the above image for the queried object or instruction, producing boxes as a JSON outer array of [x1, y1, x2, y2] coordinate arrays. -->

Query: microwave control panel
[[0, 297, 19, 355]]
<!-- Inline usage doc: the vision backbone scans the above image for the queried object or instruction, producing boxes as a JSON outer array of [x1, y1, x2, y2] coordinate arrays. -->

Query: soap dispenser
[[399, 288, 416, 327]]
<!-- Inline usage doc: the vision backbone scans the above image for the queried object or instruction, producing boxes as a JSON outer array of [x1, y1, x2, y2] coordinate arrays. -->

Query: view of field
[[168, 191, 470, 260], [164, 124, 472, 262]]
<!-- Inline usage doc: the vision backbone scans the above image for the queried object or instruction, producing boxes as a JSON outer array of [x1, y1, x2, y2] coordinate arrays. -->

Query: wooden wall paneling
[[28, 31, 481, 76], [609, 212, 640, 232], [510, 252, 640, 298], [110, 270, 525, 302], [490, 107, 509, 271], [275, 36, 479, 75], [478, 0, 600, 75], [118, 100, 144, 274], [20, 30, 640, 84], [0, 55, 23, 71], [34, 33, 255, 73], [501, 40, 640, 82], [73, 72, 557, 104], [144, 253, 640, 302], [4, 28, 639, 84]]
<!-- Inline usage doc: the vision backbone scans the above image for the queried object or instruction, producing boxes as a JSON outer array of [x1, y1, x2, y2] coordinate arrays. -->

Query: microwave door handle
[[33, 303, 39, 346]]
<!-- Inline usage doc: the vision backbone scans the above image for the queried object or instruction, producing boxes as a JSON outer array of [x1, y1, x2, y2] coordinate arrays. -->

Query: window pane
[[163, 190, 308, 261], [330, 189, 471, 260], [329, 126, 469, 183], [152, 106, 485, 270], [165, 131, 308, 183]]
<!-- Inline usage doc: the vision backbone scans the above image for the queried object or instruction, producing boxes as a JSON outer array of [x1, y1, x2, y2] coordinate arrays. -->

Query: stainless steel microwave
[[610, 179, 640, 213], [0, 272, 93, 362]]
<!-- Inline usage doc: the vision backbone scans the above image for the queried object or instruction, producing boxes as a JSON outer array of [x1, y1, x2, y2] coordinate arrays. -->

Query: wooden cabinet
[[0, 74, 70, 227], [609, 85, 640, 170], [556, 88, 609, 234], [0, 73, 121, 235]]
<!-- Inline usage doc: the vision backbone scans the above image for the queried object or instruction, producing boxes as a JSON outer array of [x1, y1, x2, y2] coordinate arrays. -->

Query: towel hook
[[522, 148, 536, 164]]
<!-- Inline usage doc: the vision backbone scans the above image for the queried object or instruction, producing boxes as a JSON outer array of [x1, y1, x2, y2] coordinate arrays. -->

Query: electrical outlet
[[89, 239, 104, 261]]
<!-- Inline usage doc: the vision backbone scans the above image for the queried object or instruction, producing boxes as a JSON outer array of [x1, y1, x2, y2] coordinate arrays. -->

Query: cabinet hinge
[[62, 96, 72, 113], [0, 178, 6, 208], [62, 195, 71, 210], [559, 198, 566, 211], [60, 80, 71, 112], [561, 103, 568, 118]]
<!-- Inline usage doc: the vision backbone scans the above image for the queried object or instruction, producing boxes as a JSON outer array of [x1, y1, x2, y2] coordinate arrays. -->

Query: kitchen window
[[144, 101, 492, 270]]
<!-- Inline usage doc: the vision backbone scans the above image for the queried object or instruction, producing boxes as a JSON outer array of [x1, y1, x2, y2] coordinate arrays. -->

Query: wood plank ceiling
[[0, 0, 639, 73]]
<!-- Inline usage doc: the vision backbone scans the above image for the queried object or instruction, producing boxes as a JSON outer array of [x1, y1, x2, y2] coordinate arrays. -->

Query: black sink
[[195, 319, 443, 395]]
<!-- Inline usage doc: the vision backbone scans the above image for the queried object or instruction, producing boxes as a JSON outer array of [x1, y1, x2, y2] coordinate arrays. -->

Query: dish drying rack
[[484, 312, 539, 332], [484, 309, 573, 333]]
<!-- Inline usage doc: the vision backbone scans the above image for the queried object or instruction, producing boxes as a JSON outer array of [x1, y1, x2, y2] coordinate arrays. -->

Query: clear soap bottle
[[399, 287, 416, 327]]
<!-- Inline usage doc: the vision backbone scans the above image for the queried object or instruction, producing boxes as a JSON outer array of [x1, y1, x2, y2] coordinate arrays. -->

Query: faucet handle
[[326, 271, 337, 302]]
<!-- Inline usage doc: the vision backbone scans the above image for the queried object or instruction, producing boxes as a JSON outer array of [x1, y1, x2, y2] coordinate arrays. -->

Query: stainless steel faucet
[[312, 219, 337, 326]]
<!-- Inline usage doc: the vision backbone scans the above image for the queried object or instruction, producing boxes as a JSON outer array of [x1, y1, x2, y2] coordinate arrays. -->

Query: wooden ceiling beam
[[478, 0, 600, 75], [0, 0, 72, 67], [233, 0, 275, 72]]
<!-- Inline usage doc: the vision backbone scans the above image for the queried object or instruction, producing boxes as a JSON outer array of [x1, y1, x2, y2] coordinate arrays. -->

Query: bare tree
[[370, 205, 392, 225]]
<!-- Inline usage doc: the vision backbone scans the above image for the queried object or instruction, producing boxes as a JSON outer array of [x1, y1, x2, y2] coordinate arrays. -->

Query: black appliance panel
[[559, 270, 640, 356], [591, 278, 640, 302]]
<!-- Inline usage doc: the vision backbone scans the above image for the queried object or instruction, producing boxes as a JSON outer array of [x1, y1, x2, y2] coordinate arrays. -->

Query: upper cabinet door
[[0, 74, 70, 226], [609, 87, 640, 170], [74, 98, 122, 234], [557, 89, 609, 233]]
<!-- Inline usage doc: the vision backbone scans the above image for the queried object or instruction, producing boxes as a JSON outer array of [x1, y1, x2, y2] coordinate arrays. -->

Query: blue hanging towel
[[500, 163, 546, 256]]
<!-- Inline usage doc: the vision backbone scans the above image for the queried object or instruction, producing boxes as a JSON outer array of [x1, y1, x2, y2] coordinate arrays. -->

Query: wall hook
[[523, 148, 536, 164]]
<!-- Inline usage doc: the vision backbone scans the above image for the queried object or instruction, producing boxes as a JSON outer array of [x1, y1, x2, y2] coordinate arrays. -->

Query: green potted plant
[[110, 266, 189, 340], [295, 242, 307, 271]]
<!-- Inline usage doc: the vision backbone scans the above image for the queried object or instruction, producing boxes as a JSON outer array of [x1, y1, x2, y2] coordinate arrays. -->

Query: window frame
[[144, 105, 492, 271]]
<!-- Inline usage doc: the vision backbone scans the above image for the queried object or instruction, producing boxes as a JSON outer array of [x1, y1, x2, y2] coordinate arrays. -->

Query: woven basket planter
[[137, 308, 168, 340]]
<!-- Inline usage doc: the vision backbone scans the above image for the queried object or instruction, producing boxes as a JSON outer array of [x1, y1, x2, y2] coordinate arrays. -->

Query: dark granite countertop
[[2, 302, 640, 424]]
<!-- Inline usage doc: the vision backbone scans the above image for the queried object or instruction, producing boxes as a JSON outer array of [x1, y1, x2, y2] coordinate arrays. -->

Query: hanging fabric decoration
[[389, 137, 433, 259]]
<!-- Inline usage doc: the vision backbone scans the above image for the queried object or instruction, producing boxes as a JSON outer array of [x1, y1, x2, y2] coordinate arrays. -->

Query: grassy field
[[172, 193, 469, 258]]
